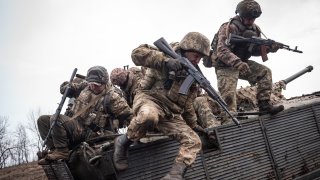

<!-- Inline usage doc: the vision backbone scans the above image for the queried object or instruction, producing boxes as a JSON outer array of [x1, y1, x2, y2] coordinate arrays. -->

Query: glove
[[234, 61, 250, 74], [60, 81, 69, 94], [269, 43, 280, 53], [166, 58, 182, 71]]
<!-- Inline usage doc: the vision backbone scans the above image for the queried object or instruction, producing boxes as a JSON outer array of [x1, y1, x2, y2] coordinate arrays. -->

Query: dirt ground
[[0, 161, 47, 180]]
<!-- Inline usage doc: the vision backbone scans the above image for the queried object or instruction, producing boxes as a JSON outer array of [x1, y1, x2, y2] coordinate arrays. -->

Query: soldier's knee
[[37, 115, 50, 127], [182, 130, 202, 149], [137, 106, 159, 128]]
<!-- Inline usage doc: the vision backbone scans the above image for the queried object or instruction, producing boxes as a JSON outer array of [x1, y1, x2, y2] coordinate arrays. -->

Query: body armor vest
[[228, 16, 261, 60]]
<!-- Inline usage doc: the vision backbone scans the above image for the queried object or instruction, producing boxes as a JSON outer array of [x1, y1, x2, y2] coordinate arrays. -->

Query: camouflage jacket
[[131, 44, 199, 128], [121, 67, 143, 107], [62, 82, 133, 131], [215, 16, 264, 67]]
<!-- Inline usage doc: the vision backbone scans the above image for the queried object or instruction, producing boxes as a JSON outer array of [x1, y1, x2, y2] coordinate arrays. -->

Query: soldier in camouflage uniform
[[212, 0, 284, 124], [113, 32, 211, 180], [37, 66, 133, 165], [37, 76, 88, 152], [110, 66, 144, 107]]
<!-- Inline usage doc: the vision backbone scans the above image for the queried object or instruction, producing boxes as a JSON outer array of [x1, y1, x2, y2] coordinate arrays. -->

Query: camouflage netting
[[237, 82, 285, 111]]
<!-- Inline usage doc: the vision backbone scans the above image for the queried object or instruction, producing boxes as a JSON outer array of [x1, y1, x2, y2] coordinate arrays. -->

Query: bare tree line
[[0, 109, 43, 168]]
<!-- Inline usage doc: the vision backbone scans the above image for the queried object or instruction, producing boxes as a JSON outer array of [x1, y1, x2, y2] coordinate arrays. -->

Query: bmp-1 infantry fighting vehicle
[[40, 65, 320, 180]]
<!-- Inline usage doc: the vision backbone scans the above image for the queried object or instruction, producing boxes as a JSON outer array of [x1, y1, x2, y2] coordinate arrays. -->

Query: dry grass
[[0, 161, 47, 180]]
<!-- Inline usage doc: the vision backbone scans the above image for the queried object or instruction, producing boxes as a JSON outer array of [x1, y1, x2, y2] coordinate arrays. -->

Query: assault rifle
[[154, 37, 241, 127], [227, 33, 303, 53], [42, 68, 78, 147], [226, 33, 303, 61]]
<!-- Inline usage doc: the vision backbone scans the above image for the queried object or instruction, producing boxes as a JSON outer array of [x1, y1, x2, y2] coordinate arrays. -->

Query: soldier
[[211, 0, 284, 123], [113, 32, 211, 180], [110, 66, 143, 107], [37, 66, 133, 165]]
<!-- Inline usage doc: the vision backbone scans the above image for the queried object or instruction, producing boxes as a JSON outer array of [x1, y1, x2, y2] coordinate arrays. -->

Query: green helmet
[[179, 32, 210, 56], [86, 66, 109, 84], [236, 0, 262, 19]]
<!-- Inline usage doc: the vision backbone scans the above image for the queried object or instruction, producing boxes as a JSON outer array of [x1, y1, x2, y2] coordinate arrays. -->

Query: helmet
[[86, 66, 109, 84], [236, 0, 262, 19], [110, 68, 128, 87], [179, 32, 210, 56]]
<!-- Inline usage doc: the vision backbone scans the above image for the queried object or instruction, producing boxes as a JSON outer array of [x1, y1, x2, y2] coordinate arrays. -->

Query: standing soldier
[[110, 66, 144, 107], [113, 32, 211, 180], [37, 66, 133, 165], [211, 0, 284, 123]]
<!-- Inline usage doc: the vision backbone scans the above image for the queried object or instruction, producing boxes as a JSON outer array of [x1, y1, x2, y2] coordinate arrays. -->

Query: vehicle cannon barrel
[[282, 65, 313, 84]]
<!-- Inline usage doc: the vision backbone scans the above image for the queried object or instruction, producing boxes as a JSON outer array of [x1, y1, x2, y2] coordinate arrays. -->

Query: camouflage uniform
[[38, 66, 133, 164], [212, 0, 282, 119], [193, 94, 221, 128], [113, 32, 211, 179], [129, 46, 201, 166], [110, 67, 143, 107]]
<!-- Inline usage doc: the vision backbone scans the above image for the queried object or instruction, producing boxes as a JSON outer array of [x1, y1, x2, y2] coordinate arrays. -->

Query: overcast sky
[[1, 0, 320, 130]]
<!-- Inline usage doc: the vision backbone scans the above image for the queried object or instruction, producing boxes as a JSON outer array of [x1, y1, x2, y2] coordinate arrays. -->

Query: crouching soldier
[[37, 65, 133, 165]]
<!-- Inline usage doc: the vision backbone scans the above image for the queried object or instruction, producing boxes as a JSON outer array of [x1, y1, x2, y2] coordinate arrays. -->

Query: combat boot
[[161, 162, 187, 180], [46, 147, 69, 160], [258, 100, 284, 115], [38, 147, 69, 165], [113, 134, 133, 171]]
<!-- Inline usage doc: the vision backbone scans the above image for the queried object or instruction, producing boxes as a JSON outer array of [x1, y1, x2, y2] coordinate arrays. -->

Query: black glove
[[234, 60, 250, 74], [60, 81, 69, 94], [166, 58, 182, 71], [269, 43, 280, 53]]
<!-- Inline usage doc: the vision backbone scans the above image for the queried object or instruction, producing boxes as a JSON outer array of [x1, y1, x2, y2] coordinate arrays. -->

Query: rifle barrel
[[42, 68, 78, 147]]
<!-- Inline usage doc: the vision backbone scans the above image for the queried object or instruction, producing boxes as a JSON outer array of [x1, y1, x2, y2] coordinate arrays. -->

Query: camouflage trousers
[[37, 115, 54, 149], [37, 114, 89, 149], [193, 96, 220, 128], [215, 60, 272, 112], [127, 93, 201, 166]]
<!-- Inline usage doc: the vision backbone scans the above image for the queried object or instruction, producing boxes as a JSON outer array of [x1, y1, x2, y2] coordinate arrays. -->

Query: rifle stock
[[42, 68, 78, 147], [154, 37, 241, 127]]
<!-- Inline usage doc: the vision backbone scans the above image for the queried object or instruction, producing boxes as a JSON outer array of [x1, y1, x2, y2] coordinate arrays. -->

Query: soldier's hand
[[166, 58, 182, 71], [269, 43, 280, 53], [234, 61, 250, 74], [60, 81, 69, 94]]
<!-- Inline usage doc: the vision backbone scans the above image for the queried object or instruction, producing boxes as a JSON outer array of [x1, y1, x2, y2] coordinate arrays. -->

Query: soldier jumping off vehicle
[[113, 32, 211, 180], [37, 66, 133, 165]]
